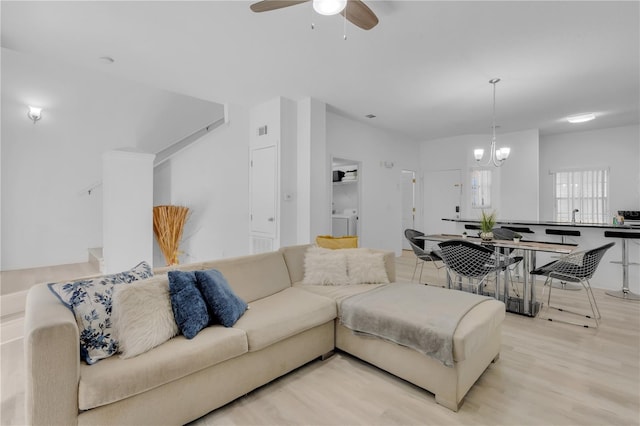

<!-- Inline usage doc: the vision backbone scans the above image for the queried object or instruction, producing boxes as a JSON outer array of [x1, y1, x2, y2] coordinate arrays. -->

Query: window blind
[[552, 168, 609, 223]]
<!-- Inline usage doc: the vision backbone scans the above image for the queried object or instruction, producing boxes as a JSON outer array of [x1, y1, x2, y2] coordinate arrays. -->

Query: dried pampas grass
[[153, 205, 189, 265]]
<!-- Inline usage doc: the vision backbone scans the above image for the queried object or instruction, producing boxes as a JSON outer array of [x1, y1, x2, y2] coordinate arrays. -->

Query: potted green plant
[[513, 232, 522, 243], [480, 210, 496, 241], [461, 231, 468, 239]]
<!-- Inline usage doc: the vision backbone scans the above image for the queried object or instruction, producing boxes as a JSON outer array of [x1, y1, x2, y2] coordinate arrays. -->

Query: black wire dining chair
[[404, 229, 444, 283], [531, 242, 614, 328], [438, 239, 521, 296]]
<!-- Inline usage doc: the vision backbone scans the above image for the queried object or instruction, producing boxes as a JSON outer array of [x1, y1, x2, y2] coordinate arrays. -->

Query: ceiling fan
[[250, 0, 379, 30]]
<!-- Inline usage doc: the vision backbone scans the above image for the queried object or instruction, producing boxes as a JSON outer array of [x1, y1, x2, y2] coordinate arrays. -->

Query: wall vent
[[251, 236, 273, 254]]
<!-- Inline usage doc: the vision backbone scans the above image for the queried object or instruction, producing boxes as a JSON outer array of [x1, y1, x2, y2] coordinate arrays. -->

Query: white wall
[[247, 97, 298, 251], [539, 125, 640, 221], [157, 98, 420, 265], [1, 49, 130, 270], [326, 112, 420, 255], [419, 129, 540, 223], [103, 150, 155, 273], [297, 98, 329, 244], [1, 48, 224, 271], [153, 103, 251, 265]]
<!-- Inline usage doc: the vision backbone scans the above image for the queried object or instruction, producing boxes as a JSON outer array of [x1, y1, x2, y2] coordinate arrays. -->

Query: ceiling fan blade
[[341, 0, 378, 30], [250, 0, 310, 13]]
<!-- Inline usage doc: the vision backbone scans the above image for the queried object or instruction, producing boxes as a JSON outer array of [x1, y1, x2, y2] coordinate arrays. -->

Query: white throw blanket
[[340, 283, 492, 367]]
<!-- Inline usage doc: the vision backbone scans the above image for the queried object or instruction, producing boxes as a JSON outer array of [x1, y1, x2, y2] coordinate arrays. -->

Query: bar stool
[[545, 228, 582, 290], [502, 226, 534, 235], [604, 230, 640, 301], [545, 228, 581, 244]]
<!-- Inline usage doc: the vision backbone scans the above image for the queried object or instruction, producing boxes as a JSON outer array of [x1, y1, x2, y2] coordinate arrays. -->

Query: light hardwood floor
[[2, 252, 639, 425]]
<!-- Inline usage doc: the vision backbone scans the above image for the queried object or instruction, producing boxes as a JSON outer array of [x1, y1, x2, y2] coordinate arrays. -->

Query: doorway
[[331, 157, 360, 237], [401, 170, 416, 250], [249, 145, 277, 253]]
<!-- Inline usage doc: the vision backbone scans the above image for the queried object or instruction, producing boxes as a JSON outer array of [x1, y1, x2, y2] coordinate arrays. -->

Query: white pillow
[[303, 247, 350, 285], [347, 251, 390, 284], [112, 275, 179, 359]]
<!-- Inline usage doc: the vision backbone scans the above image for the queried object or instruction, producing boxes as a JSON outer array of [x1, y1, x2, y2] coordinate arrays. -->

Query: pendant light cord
[[343, 4, 347, 40]]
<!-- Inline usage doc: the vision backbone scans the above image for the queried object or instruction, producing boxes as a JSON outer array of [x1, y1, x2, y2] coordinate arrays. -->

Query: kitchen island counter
[[442, 218, 640, 230]]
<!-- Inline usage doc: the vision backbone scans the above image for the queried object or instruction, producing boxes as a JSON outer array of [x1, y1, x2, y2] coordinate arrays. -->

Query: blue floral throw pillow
[[195, 269, 248, 327], [47, 261, 153, 364], [167, 270, 209, 339]]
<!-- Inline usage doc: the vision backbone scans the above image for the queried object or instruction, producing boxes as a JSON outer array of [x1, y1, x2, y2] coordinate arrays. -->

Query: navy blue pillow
[[195, 269, 248, 327], [168, 271, 209, 339]]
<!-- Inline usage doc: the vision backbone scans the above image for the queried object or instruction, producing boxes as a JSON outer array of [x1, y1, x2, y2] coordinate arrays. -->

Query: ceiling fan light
[[313, 0, 347, 16], [567, 113, 596, 123]]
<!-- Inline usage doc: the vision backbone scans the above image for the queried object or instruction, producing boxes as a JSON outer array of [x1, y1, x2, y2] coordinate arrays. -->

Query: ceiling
[[1, 1, 638, 141]]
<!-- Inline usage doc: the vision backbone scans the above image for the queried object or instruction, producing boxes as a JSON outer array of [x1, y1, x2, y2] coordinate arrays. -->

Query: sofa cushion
[[157, 251, 292, 303], [112, 275, 178, 359], [302, 246, 350, 285], [168, 271, 209, 339], [294, 282, 387, 310], [279, 244, 312, 284], [79, 326, 248, 410], [346, 251, 390, 284], [195, 269, 248, 327], [47, 261, 153, 364], [233, 287, 336, 352]]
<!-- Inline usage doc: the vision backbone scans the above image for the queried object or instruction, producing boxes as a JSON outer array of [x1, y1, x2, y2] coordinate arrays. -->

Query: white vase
[[480, 231, 493, 241]]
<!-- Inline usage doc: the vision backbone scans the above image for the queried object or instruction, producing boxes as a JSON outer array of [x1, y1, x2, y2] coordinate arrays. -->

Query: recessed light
[[365, 114, 376, 119], [98, 56, 115, 64], [567, 113, 595, 124]]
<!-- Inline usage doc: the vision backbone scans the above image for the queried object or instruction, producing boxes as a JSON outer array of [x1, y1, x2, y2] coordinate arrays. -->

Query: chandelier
[[474, 78, 510, 167]]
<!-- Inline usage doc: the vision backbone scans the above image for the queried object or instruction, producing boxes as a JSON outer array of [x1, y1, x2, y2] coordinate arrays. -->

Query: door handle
[[268, 217, 274, 222]]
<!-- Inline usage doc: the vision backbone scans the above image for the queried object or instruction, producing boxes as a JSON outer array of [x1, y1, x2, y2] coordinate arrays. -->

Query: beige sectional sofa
[[24, 244, 504, 425]]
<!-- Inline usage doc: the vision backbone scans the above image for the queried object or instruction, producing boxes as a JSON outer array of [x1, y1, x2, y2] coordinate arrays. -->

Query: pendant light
[[474, 78, 510, 167]]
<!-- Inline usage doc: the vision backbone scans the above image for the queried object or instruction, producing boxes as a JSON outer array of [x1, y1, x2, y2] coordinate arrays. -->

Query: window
[[471, 169, 492, 208], [552, 168, 609, 223]]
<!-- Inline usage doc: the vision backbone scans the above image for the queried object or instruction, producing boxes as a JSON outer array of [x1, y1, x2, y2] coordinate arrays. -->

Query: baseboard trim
[[1, 317, 24, 344], [1, 290, 28, 318]]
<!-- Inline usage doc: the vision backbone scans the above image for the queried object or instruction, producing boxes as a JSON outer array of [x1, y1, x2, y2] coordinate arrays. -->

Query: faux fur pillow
[[302, 247, 350, 285], [112, 275, 178, 359], [47, 261, 153, 364], [347, 251, 390, 284]]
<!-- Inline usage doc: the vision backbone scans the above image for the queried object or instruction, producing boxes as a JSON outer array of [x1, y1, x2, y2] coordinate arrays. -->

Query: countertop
[[442, 217, 640, 230]]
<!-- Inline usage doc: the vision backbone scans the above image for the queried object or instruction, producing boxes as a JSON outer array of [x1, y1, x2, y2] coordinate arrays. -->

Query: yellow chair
[[315, 235, 358, 249]]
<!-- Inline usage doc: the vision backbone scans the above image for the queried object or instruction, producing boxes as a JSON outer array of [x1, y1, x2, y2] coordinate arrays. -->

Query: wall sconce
[[28, 106, 42, 124]]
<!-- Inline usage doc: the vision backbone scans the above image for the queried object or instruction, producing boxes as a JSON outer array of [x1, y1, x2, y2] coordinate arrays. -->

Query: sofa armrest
[[24, 283, 80, 426], [372, 250, 396, 282]]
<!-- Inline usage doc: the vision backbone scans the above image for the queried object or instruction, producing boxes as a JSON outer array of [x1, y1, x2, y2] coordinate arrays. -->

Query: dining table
[[418, 234, 578, 316]]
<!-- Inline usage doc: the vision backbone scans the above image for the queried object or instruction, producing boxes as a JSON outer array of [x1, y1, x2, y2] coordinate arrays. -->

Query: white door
[[423, 170, 462, 235], [401, 170, 416, 249], [250, 145, 277, 236]]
